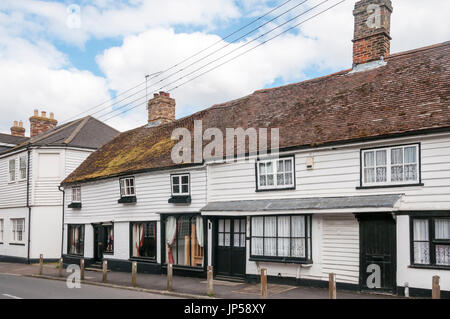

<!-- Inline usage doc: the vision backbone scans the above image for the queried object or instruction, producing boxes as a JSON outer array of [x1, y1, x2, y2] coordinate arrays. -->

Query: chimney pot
[[19, 121, 23, 127], [13, 120, 18, 127], [41, 111, 46, 118], [50, 112, 54, 119], [34, 109, 39, 117], [30, 110, 58, 138], [154, 93, 159, 98]]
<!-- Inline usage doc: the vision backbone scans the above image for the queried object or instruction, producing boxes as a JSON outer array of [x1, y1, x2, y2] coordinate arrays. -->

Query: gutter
[[26, 145, 31, 264], [58, 186, 65, 258]]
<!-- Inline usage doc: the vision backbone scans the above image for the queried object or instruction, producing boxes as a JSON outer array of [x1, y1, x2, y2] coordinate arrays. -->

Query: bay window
[[165, 215, 204, 268], [131, 222, 157, 260], [361, 144, 420, 187], [251, 215, 312, 262], [412, 217, 450, 267], [68, 225, 84, 255], [257, 157, 295, 190]]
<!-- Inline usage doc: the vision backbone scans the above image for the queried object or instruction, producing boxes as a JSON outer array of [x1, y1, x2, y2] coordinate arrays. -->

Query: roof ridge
[[64, 116, 91, 145], [386, 40, 450, 60]]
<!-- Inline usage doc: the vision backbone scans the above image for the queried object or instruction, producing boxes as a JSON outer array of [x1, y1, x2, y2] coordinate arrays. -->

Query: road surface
[[0, 274, 180, 299]]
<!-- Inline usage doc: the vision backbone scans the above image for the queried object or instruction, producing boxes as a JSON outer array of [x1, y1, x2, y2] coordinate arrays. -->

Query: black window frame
[[129, 221, 158, 262], [255, 155, 296, 192], [410, 215, 450, 269], [358, 143, 423, 189], [67, 224, 85, 256], [250, 214, 312, 264]]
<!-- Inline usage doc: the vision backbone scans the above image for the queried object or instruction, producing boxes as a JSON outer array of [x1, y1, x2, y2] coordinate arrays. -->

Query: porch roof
[[200, 194, 403, 215]]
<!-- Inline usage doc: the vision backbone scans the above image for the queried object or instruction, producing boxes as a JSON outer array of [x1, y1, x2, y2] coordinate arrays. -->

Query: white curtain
[[435, 219, 450, 239], [251, 217, 264, 255], [291, 216, 305, 258], [413, 219, 430, 264], [264, 217, 276, 256], [196, 216, 204, 248], [277, 216, 290, 257], [132, 224, 138, 256], [166, 217, 177, 245]]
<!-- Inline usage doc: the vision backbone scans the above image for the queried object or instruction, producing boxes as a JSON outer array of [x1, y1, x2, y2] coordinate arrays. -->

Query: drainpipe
[[26, 145, 31, 263], [58, 185, 65, 258]]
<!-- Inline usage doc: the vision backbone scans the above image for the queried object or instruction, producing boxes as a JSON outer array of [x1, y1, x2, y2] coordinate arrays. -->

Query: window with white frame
[[251, 215, 312, 261], [8, 159, 16, 182], [171, 174, 190, 196], [362, 144, 420, 187], [11, 218, 25, 242], [119, 177, 136, 197], [72, 186, 81, 203], [257, 157, 294, 190], [19, 156, 27, 180], [0, 219, 3, 242]]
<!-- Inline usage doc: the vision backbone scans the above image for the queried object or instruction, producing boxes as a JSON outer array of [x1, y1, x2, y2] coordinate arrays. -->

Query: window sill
[[408, 264, 450, 271], [256, 186, 296, 193], [118, 196, 137, 204], [68, 202, 82, 209], [249, 257, 312, 265], [9, 242, 25, 246], [356, 183, 424, 190], [168, 195, 191, 204]]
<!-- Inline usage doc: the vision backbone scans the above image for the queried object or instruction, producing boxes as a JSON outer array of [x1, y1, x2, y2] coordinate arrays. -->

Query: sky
[[0, 0, 449, 134]]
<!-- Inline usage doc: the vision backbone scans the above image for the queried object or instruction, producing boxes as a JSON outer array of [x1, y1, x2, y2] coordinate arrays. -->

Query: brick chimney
[[147, 92, 175, 126], [10, 121, 25, 137], [30, 109, 58, 138], [353, 0, 393, 66]]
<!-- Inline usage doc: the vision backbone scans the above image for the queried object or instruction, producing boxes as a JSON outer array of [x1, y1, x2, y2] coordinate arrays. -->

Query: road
[[0, 274, 180, 299]]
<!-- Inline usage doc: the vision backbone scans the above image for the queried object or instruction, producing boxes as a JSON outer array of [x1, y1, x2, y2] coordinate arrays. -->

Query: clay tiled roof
[[62, 41, 450, 185]]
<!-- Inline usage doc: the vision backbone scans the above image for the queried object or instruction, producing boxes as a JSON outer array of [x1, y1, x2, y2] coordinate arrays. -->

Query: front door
[[93, 224, 104, 262], [216, 218, 246, 278], [358, 214, 396, 293]]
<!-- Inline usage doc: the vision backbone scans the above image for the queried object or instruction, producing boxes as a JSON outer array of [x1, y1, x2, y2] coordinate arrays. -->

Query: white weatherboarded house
[[61, 0, 450, 297], [0, 115, 118, 263]]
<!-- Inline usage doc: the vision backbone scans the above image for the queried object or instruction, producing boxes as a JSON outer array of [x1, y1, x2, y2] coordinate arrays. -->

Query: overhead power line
[[100, 0, 346, 124]]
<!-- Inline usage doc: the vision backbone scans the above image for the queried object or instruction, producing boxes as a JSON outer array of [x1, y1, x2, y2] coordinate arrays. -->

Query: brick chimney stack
[[30, 109, 58, 138], [147, 92, 175, 126], [353, 0, 393, 66], [10, 120, 25, 137]]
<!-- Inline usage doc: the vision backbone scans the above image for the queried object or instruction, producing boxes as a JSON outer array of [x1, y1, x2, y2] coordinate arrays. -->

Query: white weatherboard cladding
[[397, 215, 450, 291], [64, 168, 207, 224], [29, 206, 62, 259], [103, 222, 129, 261], [208, 134, 450, 211], [0, 150, 30, 208]]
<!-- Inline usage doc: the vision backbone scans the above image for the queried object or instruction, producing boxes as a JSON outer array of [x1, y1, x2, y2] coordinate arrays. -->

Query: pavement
[[0, 262, 401, 299]]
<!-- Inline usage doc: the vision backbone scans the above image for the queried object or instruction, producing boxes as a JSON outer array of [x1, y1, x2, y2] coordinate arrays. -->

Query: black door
[[358, 214, 396, 293], [93, 224, 104, 262], [216, 218, 246, 278]]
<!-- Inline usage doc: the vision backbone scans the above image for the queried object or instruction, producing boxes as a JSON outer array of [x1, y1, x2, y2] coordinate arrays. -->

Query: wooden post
[[80, 259, 85, 281], [58, 258, 63, 277], [39, 254, 43, 275], [207, 266, 214, 296], [329, 273, 337, 299], [132, 261, 137, 287], [167, 263, 173, 291], [432, 276, 440, 299], [261, 268, 268, 299], [102, 260, 108, 283]]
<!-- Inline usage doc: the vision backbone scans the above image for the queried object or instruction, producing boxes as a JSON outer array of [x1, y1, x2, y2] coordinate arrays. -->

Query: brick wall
[[147, 92, 175, 125]]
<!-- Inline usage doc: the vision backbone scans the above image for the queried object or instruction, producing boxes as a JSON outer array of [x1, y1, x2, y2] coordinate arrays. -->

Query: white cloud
[[0, 36, 111, 134]]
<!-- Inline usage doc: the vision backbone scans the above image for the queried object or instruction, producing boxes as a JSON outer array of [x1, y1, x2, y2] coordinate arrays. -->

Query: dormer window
[[256, 157, 295, 191], [118, 177, 137, 203], [169, 174, 191, 204], [68, 186, 82, 209]]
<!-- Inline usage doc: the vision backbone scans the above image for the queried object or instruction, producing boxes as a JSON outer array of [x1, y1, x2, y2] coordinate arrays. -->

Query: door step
[[214, 275, 246, 283]]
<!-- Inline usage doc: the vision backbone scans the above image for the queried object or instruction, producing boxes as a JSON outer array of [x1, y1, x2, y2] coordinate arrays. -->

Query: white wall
[[103, 222, 129, 261], [30, 206, 62, 259], [0, 207, 29, 258], [0, 150, 30, 209], [208, 133, 450, 211], [397, 215, 450, 291]]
